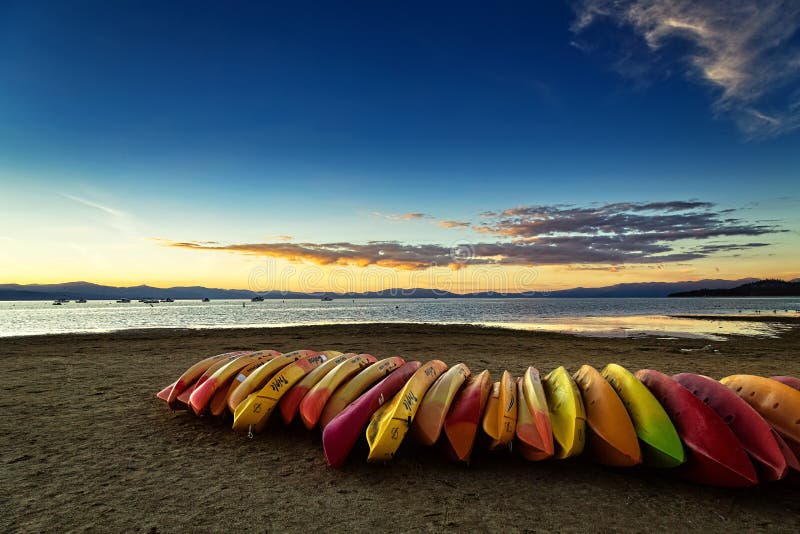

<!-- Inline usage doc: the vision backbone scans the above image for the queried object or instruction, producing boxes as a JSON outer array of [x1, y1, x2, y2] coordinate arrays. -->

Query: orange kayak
[[412, 363, 470, 446], [300, 354, 378, 430], [278, 352, 352, 424], [720, 374, 800, 453], [517, 378, 548, 461], [444, 370, 491, 462], [232, 354, 328, 434], [319, 356, 405, 429], [226, 350, 316, 412], [574, 365, 641, 466], [175, 351, 252, 408], [190, 351, 280, 416], [164, 351, 249, 409], [482, 371, 517, 450]]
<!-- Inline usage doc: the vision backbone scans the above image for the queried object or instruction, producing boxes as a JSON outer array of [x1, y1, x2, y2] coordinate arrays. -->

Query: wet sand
[[2, 320, 800, 532]]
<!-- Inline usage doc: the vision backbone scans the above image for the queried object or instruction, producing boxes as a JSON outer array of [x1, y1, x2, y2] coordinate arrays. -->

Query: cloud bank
[[571, 0, 800, 136], [162, 200, 781, 270]]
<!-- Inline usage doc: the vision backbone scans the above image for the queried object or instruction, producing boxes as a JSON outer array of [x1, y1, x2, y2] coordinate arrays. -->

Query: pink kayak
[[322, 361, 420, 468], [674, 373, 788, 481], [637, 370, 757, 487]]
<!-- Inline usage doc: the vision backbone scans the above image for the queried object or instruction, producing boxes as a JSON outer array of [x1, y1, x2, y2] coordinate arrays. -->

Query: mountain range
[[669, 279, 800, 297], [0, 278, 765, 300]]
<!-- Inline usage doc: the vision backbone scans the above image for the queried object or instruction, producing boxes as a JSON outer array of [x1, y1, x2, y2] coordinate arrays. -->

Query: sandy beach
[[2, 319, 800, 532]]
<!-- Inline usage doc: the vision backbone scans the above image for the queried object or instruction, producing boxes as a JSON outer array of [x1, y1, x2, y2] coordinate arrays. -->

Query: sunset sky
[[2, 1, 799, 292]]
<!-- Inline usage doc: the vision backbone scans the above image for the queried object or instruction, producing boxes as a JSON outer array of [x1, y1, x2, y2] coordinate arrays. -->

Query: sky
[[1, 1, 799, 292]]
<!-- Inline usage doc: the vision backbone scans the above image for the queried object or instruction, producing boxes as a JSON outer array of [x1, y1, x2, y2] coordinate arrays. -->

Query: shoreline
[[3, 323, 799, 531], [2, 313, 798, 341]]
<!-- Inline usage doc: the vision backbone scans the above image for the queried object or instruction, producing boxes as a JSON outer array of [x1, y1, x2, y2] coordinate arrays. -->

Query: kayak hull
[[543, 366, 586, 459], [674, 372, 788, 481], [366, 360, 448, 462], [319, 357, 405, 429], [638, 370, 757, 487], [574, 365, 641, 466], [413, 363, 470, 446], [601, 364, 684, 468], [443, 370, 492, 462], [323, 362, 421, 467], [299, 354, 378, 430]]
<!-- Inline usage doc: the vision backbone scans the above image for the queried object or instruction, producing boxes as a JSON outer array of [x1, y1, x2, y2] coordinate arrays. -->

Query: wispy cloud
[[437, 220, 471, 229], [61, 192, 135, 235], [571, 0, 800, 137], [267, 234, 293, 241], [160, 200, 783, 270], [62, 193, 125, 217], [377, 212, 434, 221]]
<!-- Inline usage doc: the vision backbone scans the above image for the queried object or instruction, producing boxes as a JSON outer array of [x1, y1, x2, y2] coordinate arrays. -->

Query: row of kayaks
[[156, 349, 800, 487]]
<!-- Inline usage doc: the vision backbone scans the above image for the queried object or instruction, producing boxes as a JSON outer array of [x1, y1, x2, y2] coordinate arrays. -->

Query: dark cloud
[[163, 200, 783, 270]]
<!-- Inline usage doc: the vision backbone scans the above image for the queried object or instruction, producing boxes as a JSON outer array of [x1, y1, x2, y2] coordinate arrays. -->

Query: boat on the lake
[[251, 296, 264, 302]]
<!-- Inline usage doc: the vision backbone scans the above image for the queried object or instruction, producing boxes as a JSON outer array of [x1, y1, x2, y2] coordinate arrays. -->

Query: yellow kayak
[[542, 366, 586, 459], [319, 356, 405, 429], [601, 363, 684, 467], [300, 353, 378, 429], [278, 352, 350, 424], [226, 349, 316, 412], [482, 370, 517, 449], [412, 363, 471, 446], [232, 354, 328, 434], [366, 360, 448, 462]]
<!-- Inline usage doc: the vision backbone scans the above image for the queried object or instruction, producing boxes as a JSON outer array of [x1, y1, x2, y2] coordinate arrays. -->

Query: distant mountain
[[0, 278, 760, 300], [669, 279, 800, 297], [532, 278, 758, 298]]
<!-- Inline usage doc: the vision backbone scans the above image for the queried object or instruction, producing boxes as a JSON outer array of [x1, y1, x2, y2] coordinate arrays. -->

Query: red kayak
[[637, 370, 757, 487], [771, 375, 800, 392], [673, 373, 788, 481], [443, 370, 492, 462], [322, 361, 420, 468]]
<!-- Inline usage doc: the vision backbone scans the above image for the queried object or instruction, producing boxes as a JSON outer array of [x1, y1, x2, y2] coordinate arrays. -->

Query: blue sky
[[1, 1, 799, 289]]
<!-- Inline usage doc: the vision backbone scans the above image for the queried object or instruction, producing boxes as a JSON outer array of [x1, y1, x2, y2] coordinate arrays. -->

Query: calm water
[[0, 297, 797, 339]]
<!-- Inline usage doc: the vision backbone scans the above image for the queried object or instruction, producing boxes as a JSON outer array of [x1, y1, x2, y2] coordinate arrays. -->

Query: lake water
[[1, 297, 797, 339]]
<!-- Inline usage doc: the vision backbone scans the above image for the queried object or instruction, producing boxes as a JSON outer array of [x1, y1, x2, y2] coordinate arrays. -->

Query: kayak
[[189, 351, 279, 416], [720, 374, 800, 454], [165, 351, 250, 409], [412, 363, 470, 446], [175, 351, 253, 407], [516, 377, 551, 461], [278, 352, 350, 424], [323, 362, 421, 467], [518, 367, 554, 459], [543, 366, 586, 459], [482, 370, 516, 449], [208, 351, 282, 416], [319, 357, 405, 429], [226, 350, 316, 412], [574, 365, 640, 466], [601, 364, 684, 467], [443, 370, 492, 462], [638, 370, 757, 487], [156, 381, 177, 402], [300, 354, 378, 429], [674, 372, 788, 481], [770, 375, 800, 392], [232, 354, 329, 434], [366, 360, 448, 462]]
